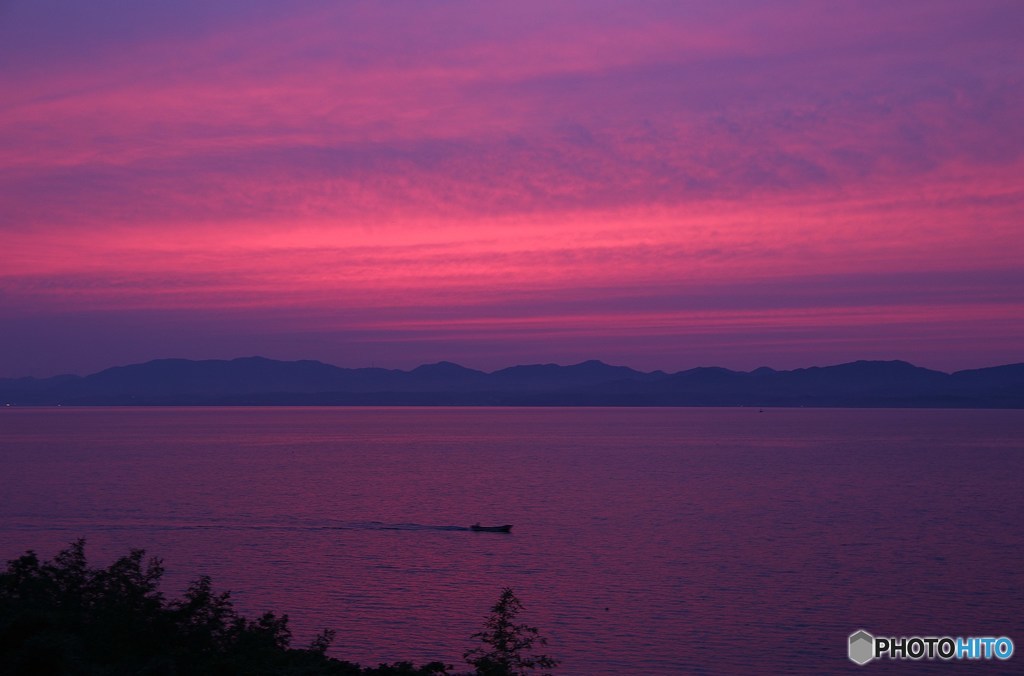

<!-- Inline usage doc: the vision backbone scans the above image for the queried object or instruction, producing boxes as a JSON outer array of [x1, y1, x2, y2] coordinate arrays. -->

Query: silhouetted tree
[[0, 540, 451, 675], [463, 588, 558, 675], [2, 542, 559, 675], [309, 627, 338, 654]]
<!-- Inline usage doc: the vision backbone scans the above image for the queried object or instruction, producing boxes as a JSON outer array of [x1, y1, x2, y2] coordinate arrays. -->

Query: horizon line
[[5, 355, 1023, 381]]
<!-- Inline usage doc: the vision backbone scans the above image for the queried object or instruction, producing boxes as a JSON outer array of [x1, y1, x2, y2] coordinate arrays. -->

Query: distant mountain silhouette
[[1, 357, 1022, 407]]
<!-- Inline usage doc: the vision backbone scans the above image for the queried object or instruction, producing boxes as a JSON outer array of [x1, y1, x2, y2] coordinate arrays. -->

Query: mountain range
[[2, 357, 1023, 407]]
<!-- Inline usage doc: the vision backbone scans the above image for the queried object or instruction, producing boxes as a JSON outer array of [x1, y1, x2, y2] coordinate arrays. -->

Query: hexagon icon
[[849, 630, 874, 665]]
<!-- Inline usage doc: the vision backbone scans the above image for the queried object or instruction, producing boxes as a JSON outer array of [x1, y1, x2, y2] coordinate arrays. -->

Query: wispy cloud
[[1, 0, 1022, 375]]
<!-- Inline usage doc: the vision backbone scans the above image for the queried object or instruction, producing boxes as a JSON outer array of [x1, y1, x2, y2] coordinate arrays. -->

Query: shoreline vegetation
[[0, 541, 557, 675]]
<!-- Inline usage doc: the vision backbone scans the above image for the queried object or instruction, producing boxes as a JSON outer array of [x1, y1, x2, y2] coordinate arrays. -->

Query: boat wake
[[5, 518, 473, 533]]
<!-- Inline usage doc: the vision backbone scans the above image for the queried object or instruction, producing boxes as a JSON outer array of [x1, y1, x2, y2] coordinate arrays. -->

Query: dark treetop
[[0, 541, 555, 675]]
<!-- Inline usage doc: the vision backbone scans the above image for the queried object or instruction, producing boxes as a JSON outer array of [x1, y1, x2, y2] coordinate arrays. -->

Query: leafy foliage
[[0, 542, 556, 675], [0, 540, 448, 675], [463, 588, 558, 676]]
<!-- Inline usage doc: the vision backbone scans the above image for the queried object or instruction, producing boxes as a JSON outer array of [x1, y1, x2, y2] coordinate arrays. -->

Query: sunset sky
[[2, 1, 1022, 377]]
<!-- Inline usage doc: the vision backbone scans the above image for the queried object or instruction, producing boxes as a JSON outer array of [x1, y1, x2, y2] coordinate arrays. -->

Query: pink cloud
[[1, 1, 1022, 375]]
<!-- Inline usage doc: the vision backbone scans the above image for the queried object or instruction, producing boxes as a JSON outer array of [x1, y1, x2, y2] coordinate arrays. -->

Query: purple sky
[[1, 1, 1022, 377]]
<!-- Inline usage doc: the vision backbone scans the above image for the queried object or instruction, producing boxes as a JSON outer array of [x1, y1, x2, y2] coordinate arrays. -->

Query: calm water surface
[[1, 407, 1022, 673]]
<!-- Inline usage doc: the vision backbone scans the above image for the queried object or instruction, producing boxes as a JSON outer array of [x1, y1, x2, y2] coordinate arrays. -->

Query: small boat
[[470, 523, 512, 533]]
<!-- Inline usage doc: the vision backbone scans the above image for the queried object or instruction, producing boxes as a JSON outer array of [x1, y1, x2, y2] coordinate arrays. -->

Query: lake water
[[1, 407, 1022, 673]]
